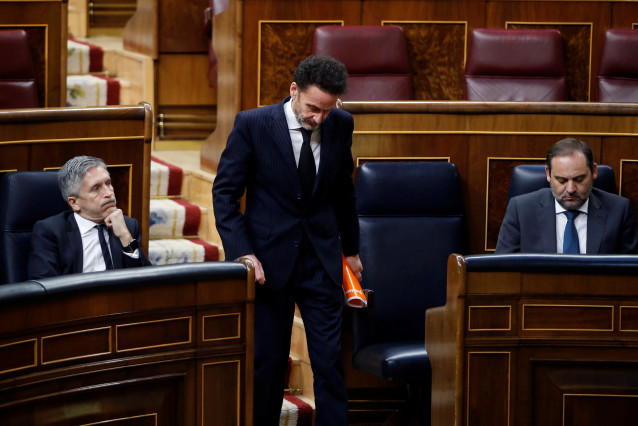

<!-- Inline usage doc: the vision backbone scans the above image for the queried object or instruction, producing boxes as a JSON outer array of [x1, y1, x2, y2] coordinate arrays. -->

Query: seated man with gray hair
[[28, 155, 151, 279]]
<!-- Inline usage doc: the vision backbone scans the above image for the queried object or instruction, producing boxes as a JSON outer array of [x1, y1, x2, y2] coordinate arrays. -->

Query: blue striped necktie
[[563, 210, 580, 254]]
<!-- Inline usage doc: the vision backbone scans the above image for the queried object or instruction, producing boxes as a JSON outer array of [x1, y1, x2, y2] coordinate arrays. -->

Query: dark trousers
[[253, 241, 347, 426]]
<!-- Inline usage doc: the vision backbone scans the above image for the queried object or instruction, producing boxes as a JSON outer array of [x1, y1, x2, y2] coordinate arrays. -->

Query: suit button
[[296, 193, 302, 201], [294, 240, 300, 247]]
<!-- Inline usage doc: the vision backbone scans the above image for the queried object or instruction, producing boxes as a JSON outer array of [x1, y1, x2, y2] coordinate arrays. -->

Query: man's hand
[[104, 208, 134, 246], [346, 254, 363, 281], [240, 254, 266, 285]]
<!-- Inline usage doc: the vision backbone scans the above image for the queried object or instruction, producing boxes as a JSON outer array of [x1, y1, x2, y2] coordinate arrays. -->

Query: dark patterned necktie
[[96, 224, 114, 270], [298, 128, 315, 201], [563, 210, 581, 254]]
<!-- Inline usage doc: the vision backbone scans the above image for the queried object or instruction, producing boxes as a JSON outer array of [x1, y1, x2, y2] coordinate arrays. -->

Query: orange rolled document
[[342, 253, 367, 308]]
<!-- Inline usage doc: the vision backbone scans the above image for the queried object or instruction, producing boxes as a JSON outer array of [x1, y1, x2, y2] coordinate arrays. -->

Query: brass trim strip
[[466, 351, 510, 426], [355, 156, 450, 168], [522, 303, 614, 331], [202, 312, 241, 342], [0, 338, 37, 375], [505, 21, 594, 101], [202, 360, 241, 426], [468, 305, 512, 331], [80, 413, 158, 426], [484, 156, 544, 251], [619, 159, 638, 197], [116, 316, 192, 352], [563, 393, 638, 425], [257, 20, 344, 107], [619, 306, 638, 332], [41, 327, 111, 366], [0, 136, 146, 145]]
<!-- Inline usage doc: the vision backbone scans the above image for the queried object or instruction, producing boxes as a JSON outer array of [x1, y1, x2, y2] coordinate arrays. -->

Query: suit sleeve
[[495, 198, 522, 254], [212, 112, 255, 261], [122, 217, 152, 267], [28, 220, 64, 279], [619, 198, 638, 254], [331, 113, 359, 256]]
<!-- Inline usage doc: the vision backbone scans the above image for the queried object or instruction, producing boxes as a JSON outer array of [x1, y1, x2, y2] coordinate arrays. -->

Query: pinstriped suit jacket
[[212, 97, 359, 291]]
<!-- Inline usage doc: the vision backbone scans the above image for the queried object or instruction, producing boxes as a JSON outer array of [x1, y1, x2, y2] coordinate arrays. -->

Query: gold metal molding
[[0, 136, 146, 145], [202, 360, 241, 426], [41, 327, 111, 365], [619, 159, 638, 196], [202, 312, 241, 342], [468, 305, 512, 331], [484, 156, 545, 252], [466, 351, 511, 426], [522, 304, 614, 331], [619, 306, 638, 332], [257, 20, 344, 107], [0, 338, 37, 375], [116, 316, 192, 352], [80, 413, 158, 426]]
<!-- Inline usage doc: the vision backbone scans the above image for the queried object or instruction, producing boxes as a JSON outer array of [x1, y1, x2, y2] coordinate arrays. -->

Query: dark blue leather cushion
[[0, 171, 69, 284], [508, 164, 616, 200], [352, 341, 431, 381], [466, 253, 638, 272]]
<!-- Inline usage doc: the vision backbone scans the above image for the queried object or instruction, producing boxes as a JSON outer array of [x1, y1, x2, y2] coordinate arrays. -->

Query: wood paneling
[[0, 104, 152, 250], [0, 262, 255, 425], [342, 101, 638, 254], [426, 254, 638, 426]]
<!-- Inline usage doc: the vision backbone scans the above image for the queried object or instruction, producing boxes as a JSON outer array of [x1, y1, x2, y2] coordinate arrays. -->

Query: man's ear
[[592, 163, 598, 180], [67, 196, 80, 213], [545, 165, 551, 183]]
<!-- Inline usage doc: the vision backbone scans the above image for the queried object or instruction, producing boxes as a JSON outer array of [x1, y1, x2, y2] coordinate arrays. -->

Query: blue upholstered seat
[[352, 161, 466, 423], [508, 164, 616, 201], [0, 171, 69, 284]]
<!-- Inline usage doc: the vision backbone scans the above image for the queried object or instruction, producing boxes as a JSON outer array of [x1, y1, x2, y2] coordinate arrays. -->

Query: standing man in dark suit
[[496, 138, 638, 254], [28, 155, 151, 279], [212, 55, 362, 426]]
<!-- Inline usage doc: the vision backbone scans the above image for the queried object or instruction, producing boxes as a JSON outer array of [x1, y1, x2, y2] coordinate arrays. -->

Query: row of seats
[[349, 160, 618, 423], [310, 25, 638, 102]]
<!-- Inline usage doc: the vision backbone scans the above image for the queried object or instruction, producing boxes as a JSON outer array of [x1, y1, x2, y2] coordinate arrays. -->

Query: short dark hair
[[546, 138, 595, 174], [58, 155, 108, 202], [293, 55, 348, 96]]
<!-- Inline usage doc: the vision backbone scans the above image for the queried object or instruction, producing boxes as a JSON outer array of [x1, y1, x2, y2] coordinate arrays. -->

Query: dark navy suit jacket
[[212, 97, 359, 290], [495, 187, 638, 254], [28, 210, 151, 279]]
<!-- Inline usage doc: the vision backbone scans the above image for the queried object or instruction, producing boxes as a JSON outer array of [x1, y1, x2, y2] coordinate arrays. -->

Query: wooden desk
[[341, 101, 638, 254], [0, 261, 255, 425], [426, 253, 638, 426]]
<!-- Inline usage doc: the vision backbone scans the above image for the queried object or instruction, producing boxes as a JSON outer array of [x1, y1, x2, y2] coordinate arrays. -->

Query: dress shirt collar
[[74, 212, 104, 235], [553, 198, 589, 216]]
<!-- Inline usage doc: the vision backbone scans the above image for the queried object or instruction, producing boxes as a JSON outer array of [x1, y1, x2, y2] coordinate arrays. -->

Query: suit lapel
[[586, 191, 606, 254], [537, 191, 558, 253], [271, 98, 298, 177], [66, 213, 84, 274]]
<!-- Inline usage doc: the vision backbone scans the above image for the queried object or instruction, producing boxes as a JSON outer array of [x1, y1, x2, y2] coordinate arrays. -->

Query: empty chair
[[352, 161, 466, 424], [0, 171, 69, 284], [0, 29, 39, 109], [311, 25, 412, 101], [464, 28, 568, 101], [596, 29, 638, 102], [508, 164, 617, 200]]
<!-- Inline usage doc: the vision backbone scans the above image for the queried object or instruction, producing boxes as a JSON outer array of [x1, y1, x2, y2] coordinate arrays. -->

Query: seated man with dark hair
[[28, 155, 151, 279], [496, 138, 638, 254]]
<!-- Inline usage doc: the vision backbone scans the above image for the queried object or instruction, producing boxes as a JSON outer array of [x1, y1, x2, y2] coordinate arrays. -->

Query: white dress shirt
[[74, 213, 111, 272], [554, 199, 589, 254], [285, 99, 320, 171]]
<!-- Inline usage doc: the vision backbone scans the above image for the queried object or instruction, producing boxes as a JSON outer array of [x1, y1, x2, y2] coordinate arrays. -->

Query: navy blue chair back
[[0, 171, 69, 284], [508, 164, 616, 201], [353, 162, 465, 380]]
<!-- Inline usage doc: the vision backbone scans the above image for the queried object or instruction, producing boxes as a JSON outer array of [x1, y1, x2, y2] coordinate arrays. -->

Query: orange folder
[[342, 253, 367, 308]]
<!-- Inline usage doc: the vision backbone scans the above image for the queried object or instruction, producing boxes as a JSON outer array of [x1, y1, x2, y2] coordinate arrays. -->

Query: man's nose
[[565, 180, 577, 193], [313, 112, 324, 125]]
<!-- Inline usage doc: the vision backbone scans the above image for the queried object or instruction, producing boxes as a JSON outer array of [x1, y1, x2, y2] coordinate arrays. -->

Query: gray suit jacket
[[495, 188, 638, 254]]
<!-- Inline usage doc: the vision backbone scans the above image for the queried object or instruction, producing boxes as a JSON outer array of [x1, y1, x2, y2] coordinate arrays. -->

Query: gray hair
[[58, 156, 108, 202]]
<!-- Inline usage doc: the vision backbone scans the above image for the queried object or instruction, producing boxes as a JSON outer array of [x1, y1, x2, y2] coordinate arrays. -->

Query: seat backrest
[[596, 29, 638, 102], [0, 29, 39, 109], [311, 25, 412, 101], [508, 164, 617, 200], [0, 171, 69, 284], [464, 28, 567, 101], [354, 162, 465, 349]]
